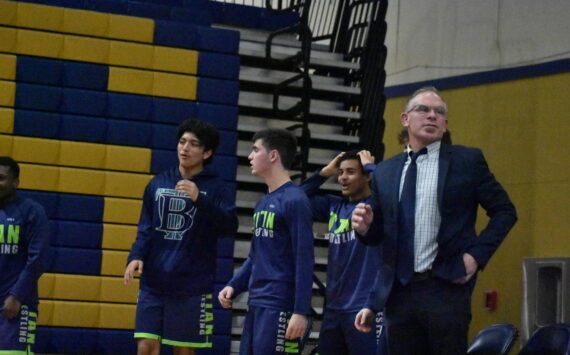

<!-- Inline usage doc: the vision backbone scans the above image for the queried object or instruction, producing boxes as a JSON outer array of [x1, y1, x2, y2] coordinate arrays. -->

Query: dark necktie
[[396, 148, 427, 285]]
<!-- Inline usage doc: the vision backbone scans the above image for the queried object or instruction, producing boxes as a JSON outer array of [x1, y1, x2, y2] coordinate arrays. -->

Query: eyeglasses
[[406, 104, 447, 116]]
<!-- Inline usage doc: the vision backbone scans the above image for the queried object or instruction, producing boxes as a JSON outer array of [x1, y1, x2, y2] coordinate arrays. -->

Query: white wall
[[384, 0, 570, 86]]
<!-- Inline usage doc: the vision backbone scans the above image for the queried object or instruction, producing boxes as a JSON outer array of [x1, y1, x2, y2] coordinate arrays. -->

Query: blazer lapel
[[388, 153, 408, 210], [437, 144, 452, 209]]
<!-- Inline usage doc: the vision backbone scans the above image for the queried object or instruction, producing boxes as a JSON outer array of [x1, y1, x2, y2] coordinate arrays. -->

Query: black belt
[[411, 270, 433, 283]]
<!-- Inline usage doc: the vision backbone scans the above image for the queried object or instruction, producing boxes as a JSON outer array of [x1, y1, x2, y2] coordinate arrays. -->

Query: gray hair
[[404, 86, 447, 112]]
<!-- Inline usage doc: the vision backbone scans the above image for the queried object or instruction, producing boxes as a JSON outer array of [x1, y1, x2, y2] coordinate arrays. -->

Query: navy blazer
[[360, 144, 517, 311]]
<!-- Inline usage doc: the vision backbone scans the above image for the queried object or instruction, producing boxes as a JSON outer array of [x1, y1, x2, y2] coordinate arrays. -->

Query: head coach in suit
[[351, 86, 517, 355]]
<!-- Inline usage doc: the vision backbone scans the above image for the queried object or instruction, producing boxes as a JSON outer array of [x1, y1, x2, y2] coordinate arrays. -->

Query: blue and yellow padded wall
[[0, 1, 240, 353]]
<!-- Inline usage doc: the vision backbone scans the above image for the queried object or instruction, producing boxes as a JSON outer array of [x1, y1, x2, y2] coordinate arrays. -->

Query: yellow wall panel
[[17, 2, 64, 32], [0, 134, 13, 154], [153, 46, 198, 75], [38, 300, 100, 328], [38, 273, 56, 299], [53, 274, 102, 302], [100, 276, 138, 303], [0, 108, 14, 133], [104, 171, 150, 198], [12, 136, 60, 165], [0, 1, 18, 26], [63, 8, 109, 37], [62, 35, 109, 63], [19, 163, 59, 191], [105, 145, 151, 173], [59, 141, 106, 169], [108, 67, 153, 95], [108, 14, 153, 43], [0, 27, 17, 52], [104, 197, 142, 224], [16, 28, 63, 58], [102, 223, 137, 251], [153, 72, 197, 100], [58, 167, 105, 195], [101, 250, 129, 276], [0, 54, 16, 80], [0, 80, 16, 108], [108, 40, 154, 69], [99, 303, 135, 329]]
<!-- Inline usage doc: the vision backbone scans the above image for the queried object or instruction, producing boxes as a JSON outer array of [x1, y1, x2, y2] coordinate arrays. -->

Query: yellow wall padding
[[107, 67, 154, 96], [16, 2, 64, 32], [0, 54, 16, 80], [7, 136, 151, 173], [61, 34, 109, 64], [104, 171, 151, 198], [102, 223, 137, 251], [19, 164, 60, 191], [62, 8, 110, 38], [0, 80, 15, 107], [39, 273, 138, 303], [0, 108, 14, 133], [16, 28, 63, 58], [109, 40, 154, 69], [11, 136, 61, 166], [0, 26, 198, 75], [104, 197, 142, 224], [18, 163, 149, 198], [38, 300, 135, 329], [105, 145, 151, 173], [59, 141, 107, 170], [0, 1, 18, 26], [153, 46, 199, 75], [0, 0, 153, 43], [0, 134, 13, 153], [108, 67, 197, 100], [108, 14, 154, 43], [101, 250, 129, 277], [0, 27, 17, 52]]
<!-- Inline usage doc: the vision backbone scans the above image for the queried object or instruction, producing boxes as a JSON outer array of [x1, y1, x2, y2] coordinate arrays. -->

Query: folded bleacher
[[0, 0, 244, 353]]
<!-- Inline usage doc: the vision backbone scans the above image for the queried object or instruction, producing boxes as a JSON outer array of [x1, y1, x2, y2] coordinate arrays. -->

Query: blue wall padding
[[16, 56, 63, 86], [196, 102, 238, 130], [106, 119, 152, 147], [62, 61, 109, 90], [60, 114, 108, 143], [169, 6, 212, 27], [48, 246, 102, 274], [60, 88, 108, 116], [149, 123, 176, 150], [51, 221, 103, 249], [218, 130, 238, 155], [215, 257, 233, 283], [196, 26, 240, 54], [13, 110, 60, 139], [84, 0, 129, 14], [36, 327, 137, 355], [150, 149, 177, 174], [197, 52, 240, 80], [209, 155, 237, 181], [56, 193, 104, 221], [216, 236, 234, 259], [151, 96, 197, 124], [153, 20, 239, 54], [197, 77, 239, 105], [107, 92, 152, 121], [128, 1, 171, 20], [15, 83, 62, 111]]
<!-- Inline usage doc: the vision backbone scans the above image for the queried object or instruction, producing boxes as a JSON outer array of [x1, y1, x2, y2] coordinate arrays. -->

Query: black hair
[[0, 156, 20, 178], [252, 129, 297, 170], [177, 119, 219, 165], [337, 150, 366, 173]]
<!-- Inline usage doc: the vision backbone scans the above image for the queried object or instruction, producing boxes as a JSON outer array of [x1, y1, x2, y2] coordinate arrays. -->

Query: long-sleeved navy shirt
[[0, 195, 50, 309], [301, 170, 381, 312], [228, 181, 314, 315], [128, 166, 238, 296]]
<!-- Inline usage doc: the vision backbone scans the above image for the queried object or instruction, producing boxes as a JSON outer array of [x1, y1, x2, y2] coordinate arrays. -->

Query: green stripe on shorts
[[161, 338, 212, 348], [134, 332, 161, 341]]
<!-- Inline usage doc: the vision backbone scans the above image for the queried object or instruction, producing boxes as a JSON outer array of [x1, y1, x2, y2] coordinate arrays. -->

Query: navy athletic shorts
[[0, 303, 37, 354]]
